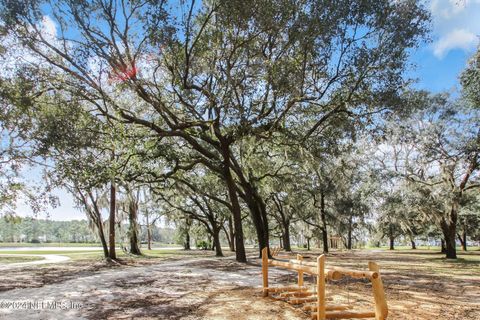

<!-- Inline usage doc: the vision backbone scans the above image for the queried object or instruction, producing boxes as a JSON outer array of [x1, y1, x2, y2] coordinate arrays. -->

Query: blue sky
[[15, 0, 480, 221], [411, 0, 480, 92]]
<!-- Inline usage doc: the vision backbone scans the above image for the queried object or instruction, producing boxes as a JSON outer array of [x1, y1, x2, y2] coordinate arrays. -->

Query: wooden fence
[[261, 247, 388, 320]]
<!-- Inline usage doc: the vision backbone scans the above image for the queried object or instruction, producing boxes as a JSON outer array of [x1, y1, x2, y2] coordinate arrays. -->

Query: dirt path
[[0, 254, 70, 270], [0, 256, 304, 320]]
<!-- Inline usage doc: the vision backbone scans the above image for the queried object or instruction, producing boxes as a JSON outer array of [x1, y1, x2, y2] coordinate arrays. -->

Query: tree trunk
[[221, 144, 247, 262], [306, 237, 310, 251], [228, 216, 235, 251], [242, 189, 269, 257], [389, 223, 394, 250], [347, 215, 353, 250], [458, 221, 467, 251], [96, 220, 109, 258], [147, 225, 152, 250], [208, 234, 213, 251], [128, 199, 141, 255], [440, 209, 458, 259], [145, 210, 152, 250], [410, 239, 416, 250], [282, 221, 292, 252], [184, 231, 191, 250], [108, 181, 117, 260], [320, 191, 329, 253], [441, 239, 446, 253], [213, 227, 223, 257]]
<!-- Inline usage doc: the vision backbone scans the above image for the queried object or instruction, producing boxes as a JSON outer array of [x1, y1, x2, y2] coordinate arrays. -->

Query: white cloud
[[430, 0, 480, 19], [433, 28, 477, 58], [429, 0, 480, 59]]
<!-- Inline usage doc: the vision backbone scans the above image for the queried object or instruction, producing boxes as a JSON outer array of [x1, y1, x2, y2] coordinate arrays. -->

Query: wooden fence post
[[368, 261, 388, 320], [317, 254, 326, 320], [297, 254, 304, 287]]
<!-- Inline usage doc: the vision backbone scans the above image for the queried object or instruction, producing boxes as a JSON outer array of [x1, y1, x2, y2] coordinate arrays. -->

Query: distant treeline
[[0, 217, 175, 244]]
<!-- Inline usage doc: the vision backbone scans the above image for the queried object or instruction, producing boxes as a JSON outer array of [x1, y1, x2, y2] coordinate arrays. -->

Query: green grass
[[365, 245, 480, 251], [62, 249, 185, 261], [0, 250, 102, 255], [0, 242, 181, 248], [0, 246, 187, 263], [0, 255, 45, 264], [0, 242, 103, 247]]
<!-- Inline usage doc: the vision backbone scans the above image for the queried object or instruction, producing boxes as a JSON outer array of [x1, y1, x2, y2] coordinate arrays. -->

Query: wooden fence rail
[[261, 247, 388, 320]]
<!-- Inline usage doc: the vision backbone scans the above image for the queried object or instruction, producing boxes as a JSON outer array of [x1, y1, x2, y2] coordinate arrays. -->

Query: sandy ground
[[0, 249, 478, 320]]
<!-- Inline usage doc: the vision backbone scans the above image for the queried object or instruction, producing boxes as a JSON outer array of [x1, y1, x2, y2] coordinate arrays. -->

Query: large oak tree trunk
[[184, 217, 191, 250], [128, 200, 141, 255], [108, 181, 117, 260], [458, 221, 467, 251], [389, 223, 395, 250], [282, 221, 291, 252], [184, 231, 191, 250], [242, 188, 269, 257], [228, 216, 235, 251], [389, 236, 395, 250], [221, 144, 247, 262], [347, 215, 353, 250], [440, 204, 458, 259], [320, 191, 329, 253], [212, 226, 223, 257]]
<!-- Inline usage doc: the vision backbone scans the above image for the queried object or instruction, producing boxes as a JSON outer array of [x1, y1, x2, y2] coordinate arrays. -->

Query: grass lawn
[[0, 248, 195, 262], [0, 242, 103, 247], [0, 242, 181, 248], [0, 255, 45, 264]]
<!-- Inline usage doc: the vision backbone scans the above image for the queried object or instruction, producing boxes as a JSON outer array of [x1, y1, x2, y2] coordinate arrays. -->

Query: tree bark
[[320, 191, 329, 253], [108, 180, 117, 260], [440, 208, 458, 259], [458, 221, 467, 251], [242, 189, 269, 257], [228, 216, 235, 251], [184, 231, 191, 250], [221, 144, 247, 262], [282, 222, 291, 251], [347, 215, 353, 250], [212, 226, 223, 257], [88, 195, 109, 258], [147, 225, 152, 250], [389, 223, 394, 250], [96, 220, 109, 258], [128, 199, 141, 255], [410, 239, 416, 250], [145, 209, 152, 250]]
